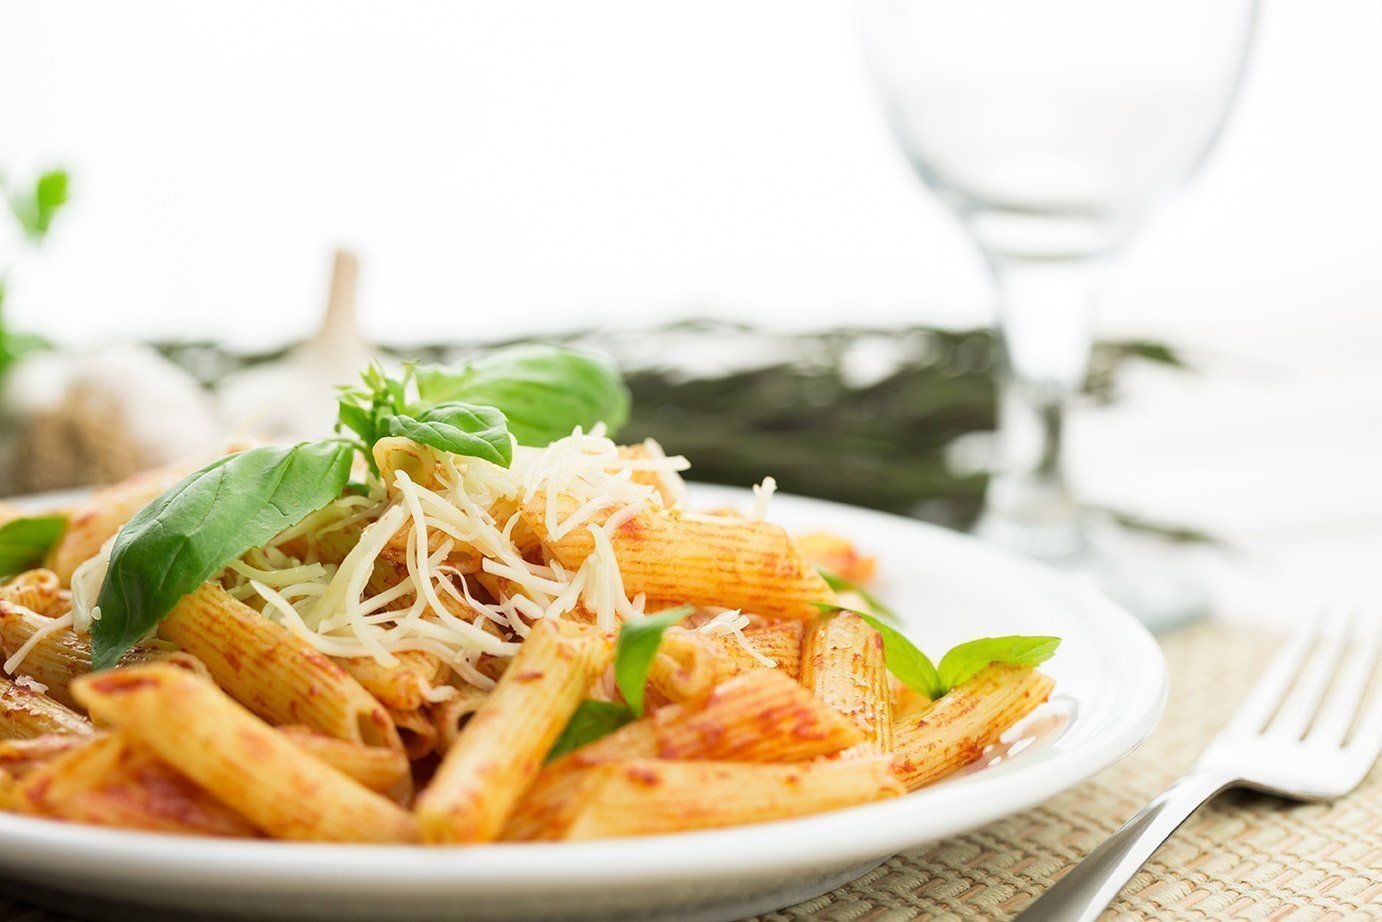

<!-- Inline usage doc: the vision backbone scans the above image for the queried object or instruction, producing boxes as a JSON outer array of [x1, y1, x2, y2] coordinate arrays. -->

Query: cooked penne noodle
[[802, 611, 893, 755], [45, 463, 194, 582], [389, 705, 440, 761], [0, 732, 98, 778], [15, 733, 258, 838], [430, 685, 489, 754], [793, 532, 877, 584], [525, 497, 833, 619], [72, 665, 418, 843], [416, 620, 612, 844], [891, 664, 1054, 791], [504, 671, 863, 840], [337, 650, 448, 711], [159, 583, 401, 749], [275, 726, 412, 796], [704, 619, 804, 680], [0, 570, 61, 615], [0, 675, 93, 739], [554, 757, 904, 841], [646, 628, 721, 705], [616, 442, 685, 508]]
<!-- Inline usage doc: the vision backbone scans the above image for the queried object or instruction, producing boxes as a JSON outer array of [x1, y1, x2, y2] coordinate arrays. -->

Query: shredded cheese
[[750, 476, 777, 520], [698, 608, 777, 668]]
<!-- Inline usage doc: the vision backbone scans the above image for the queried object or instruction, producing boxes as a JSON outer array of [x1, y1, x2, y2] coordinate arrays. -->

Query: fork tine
[[1311, 613, 1381, 748], [1218, 619, 1319, 738], [1268, 608, 1353, 740]]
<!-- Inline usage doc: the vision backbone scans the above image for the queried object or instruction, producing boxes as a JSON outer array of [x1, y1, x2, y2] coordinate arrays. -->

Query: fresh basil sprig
[[415, 344, 630, 446], [0, 514, 67, 580], [547, 604, 694, 760], [812, 602, 1058, 700], [91, 442, 355, 669]]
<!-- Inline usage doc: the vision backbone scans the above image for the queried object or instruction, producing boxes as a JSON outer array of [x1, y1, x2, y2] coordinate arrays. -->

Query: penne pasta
[[891, 664, 1054, 791], [415, 620, 612, 844], [15, 733, 258, 838], [0, 732, 98, 778], [275, 726, 412, 796], [503, 670, 863, 840], [554, 757, 904, 841], [337, 650, 448, 711], [159, 583, 401, 749], [389, 705, 440, 761], [793, 532, 877, 584], [0, 675, 93, 739], [801, 611, 893, 755], [705, 619, 804, 680], [646, 628, 722, 706], [430, 685, 489, 755], [72, 665, 418, 843], [525, 497, 833, 619], [0, 570, 62, 615]]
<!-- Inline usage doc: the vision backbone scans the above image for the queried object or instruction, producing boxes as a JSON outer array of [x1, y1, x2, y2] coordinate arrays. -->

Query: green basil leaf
[[815, 565, 899, 623], [614, 604, 694, 716], [334, 398, 378, 446], [812, 602, 942, 699], [936, 636, 1061, 692], [8, 169, 69, 241], [416, 344, 630, 445], [383, 402, 512, 468], [0, 515, 67, 579], [547, 699, 635, 762], [92, 441, 355, 670]]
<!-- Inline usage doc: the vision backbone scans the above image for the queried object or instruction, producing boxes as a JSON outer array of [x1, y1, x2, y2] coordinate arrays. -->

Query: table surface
[[2, 621, 1377, 921]]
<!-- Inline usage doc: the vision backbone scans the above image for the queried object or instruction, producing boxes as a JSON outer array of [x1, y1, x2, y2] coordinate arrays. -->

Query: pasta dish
[[0, 345, 1056, 843]]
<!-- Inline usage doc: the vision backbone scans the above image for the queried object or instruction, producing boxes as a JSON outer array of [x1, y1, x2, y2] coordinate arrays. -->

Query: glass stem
[[978, 255, 1105, 562]]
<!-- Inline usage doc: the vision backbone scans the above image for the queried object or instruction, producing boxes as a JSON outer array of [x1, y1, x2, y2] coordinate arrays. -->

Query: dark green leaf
[[547, 699, 635, 761], [92, 441, 355, 669], [815, 565, 898, 623], [0, 515, 67, 580], [614, 604, 694, 716], [334, 399, 378, 446], [384, 402, 512, 468], [416, 344, 630, 445], [812, 602, 943, 698], [935, 636, 1061, 692]]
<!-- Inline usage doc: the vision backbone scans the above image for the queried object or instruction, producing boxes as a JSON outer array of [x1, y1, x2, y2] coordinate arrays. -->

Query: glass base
[[976, 512, 1209, 633]]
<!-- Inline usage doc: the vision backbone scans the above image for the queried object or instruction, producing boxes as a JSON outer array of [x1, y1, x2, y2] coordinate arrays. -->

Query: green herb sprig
[[813, 602, 1058, 700], [0, 515, 67, 580], [91, 345, 629, 668]]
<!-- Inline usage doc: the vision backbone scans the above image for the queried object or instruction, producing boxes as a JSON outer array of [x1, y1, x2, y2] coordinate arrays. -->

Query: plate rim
[[0, 483, 1167, 893]]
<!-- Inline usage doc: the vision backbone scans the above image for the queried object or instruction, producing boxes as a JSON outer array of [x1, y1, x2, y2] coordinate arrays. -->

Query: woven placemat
[[1, 623, 1377, 921]]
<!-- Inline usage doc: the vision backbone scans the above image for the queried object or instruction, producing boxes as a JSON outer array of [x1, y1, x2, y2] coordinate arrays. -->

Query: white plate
[[0, 485, 1166, 922]]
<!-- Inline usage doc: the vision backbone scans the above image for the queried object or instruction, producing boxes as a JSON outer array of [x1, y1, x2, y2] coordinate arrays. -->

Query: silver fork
[[1019, 610, 1382, 922]]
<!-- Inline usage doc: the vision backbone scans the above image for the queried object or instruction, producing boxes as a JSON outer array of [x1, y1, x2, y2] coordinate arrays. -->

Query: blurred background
[[0, 0, 1378, 624]]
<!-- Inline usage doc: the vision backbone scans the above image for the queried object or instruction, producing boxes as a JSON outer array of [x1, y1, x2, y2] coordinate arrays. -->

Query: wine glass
[[861, 0, 1257, 628]]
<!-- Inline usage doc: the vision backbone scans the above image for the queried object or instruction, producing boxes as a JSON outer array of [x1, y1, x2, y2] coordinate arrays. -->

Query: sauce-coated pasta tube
[[415, 620, 611, 844], [336, 650, 447, 711], [802, 611, 893, 755], [525, 497, 833, 620], [0, 675, 92, 739], [556, 757, 904, 840], [504, 670, 863, 840], [15, 733, 258, 838], [0, 570, 61, 615], [275, 726, 412, 796], [72, 665, 418, 843], [705, 619, 804, 680], [891, 664, 1054, 790], [159, 583, 401, 749]]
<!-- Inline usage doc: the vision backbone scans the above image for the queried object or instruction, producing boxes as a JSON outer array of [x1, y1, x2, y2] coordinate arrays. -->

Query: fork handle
[[1017, 769, 1240, 922]]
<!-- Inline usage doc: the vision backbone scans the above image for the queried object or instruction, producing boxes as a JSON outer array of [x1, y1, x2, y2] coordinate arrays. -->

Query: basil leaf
[[92, 441, 355, 669], [812, 602, 942, 699], [8, 169, 69, 241], [614, 604, 694, 716], [936, 636, 1061, 692], [0, 515, 67, 579], [416, 344, 630, 445], [547, 700, 635, 762], [815, 565, 899, 623], [384, 402, 512, 467]]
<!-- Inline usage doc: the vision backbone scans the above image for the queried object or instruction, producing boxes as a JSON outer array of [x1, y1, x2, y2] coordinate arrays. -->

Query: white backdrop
[[2, 0, 1380, 621]]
